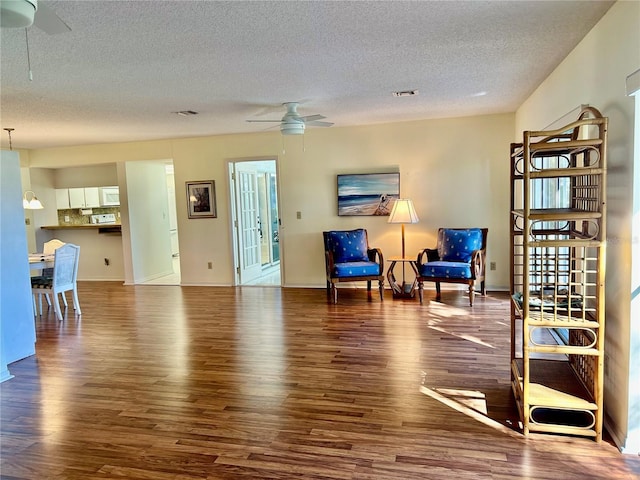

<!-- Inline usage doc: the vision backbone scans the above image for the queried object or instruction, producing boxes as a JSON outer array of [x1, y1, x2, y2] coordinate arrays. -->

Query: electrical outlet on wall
[[490, 262, 496, 271], [207, 262, 213, 269]]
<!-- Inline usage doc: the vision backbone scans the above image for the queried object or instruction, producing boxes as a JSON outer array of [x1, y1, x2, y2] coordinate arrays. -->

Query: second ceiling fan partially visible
[[0, 0, 71, 34], [246, 102, 333, 135]]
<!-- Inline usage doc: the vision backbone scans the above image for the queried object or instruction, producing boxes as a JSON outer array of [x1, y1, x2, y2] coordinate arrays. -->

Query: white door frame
[[227, 158, 282, 286]]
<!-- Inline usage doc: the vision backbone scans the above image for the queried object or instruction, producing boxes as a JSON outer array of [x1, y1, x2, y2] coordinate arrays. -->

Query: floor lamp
[[388, 198, 419, 290]]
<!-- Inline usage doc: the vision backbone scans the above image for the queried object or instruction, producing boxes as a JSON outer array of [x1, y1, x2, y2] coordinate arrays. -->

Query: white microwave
[[99, 186, 120, 206]]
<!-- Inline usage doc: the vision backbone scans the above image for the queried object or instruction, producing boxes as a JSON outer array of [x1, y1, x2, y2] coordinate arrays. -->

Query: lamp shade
[[388, 198, 419, 224], [23, 190, 44, 209]]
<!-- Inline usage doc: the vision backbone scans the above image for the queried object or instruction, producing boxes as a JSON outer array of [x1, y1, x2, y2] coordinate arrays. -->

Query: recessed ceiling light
[[173, 110, 199, 116], [392, 90, 419, 97]]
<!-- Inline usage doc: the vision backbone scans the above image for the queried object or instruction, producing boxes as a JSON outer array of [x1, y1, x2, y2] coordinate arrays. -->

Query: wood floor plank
[[1, 282, 638, 479]]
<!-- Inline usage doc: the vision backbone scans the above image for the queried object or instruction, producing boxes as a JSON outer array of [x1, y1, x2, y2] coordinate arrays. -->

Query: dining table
[[28, 253, 55, 271]]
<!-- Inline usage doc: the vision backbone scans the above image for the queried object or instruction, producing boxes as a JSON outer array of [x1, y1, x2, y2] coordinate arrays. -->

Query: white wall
[[124, 160, 173, 283], [29, 167, 63, 251], [39, 229, 125, 281], [53, 164, 118, 187], [1, 151, 37, 379], [27, 113, 515, 290], [515, 0, 639, 453]]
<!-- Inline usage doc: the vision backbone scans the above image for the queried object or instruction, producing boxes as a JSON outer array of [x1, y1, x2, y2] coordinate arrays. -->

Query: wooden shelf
[[512, 167, 604, 179], [509, 106, 606, 441], [511, 359, 598, 411], [511, 208, 602, 220], [511, 138, 604, 158], [525, 312, 600, 328]]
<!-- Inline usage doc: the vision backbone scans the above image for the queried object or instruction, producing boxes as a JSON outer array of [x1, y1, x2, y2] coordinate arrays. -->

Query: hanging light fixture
[[2, 128, 42, 208], [23, 190, 44, 209], [3, 128, 15, 150]]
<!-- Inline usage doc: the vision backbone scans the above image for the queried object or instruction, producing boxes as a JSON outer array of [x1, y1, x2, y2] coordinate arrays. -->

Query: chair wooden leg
[[332, 283, 338, 304], [435, 282, 441, 301], [378, 280, 384, 301], [52, 292, 63, 321], [468, 284, 474, 306], [60, 292, 68, 308], [38, 294, 43, 316], [72, 288, 81, 314], [418, 282, 424, 305]]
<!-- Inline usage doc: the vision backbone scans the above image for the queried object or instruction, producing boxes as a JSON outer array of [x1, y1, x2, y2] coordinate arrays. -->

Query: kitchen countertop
[[41, 224, 121, 230]]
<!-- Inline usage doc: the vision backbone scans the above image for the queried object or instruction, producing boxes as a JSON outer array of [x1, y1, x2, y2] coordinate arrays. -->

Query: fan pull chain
[[302, 133, 305, 152], [25, 28, 33, 81], [282, 135, 285, 155]]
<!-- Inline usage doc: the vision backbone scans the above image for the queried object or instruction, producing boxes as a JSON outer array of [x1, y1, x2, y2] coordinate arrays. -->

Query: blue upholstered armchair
[[416, 228, 487, 306], [323, 229, 384, 303]]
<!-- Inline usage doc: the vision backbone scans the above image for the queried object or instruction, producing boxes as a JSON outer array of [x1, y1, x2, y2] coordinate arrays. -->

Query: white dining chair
[[31, 243, 81, 321], [40, 238, 66, 307], [43, 238, 65, 255]]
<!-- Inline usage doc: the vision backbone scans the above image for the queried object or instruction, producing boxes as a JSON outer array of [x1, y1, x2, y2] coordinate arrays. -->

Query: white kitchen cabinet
[[68, 187, 100, 208], [68, 188, 85, 208], [55, 189, 70, 209], [84, 187, 100, 207]]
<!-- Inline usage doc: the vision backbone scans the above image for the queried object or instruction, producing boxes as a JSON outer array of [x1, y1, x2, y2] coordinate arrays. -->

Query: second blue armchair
[[416, 228, 488, 306]]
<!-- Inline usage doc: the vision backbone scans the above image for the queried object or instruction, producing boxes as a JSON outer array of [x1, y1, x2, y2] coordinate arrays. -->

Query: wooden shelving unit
[[509, 106, 607, 441]]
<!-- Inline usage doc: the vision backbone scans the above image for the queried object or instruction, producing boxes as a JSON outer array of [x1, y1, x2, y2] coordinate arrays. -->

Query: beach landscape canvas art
[[337, 173, 400, 216]]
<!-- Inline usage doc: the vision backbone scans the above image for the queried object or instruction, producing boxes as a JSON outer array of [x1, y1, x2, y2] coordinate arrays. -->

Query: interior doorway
[[229, 159, 281, 286]]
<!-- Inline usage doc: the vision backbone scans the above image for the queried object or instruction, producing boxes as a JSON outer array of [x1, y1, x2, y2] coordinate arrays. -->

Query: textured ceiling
[[0, 0, 613, 150]]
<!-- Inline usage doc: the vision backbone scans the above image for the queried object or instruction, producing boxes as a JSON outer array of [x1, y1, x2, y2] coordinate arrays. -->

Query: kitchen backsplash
[[57, 207, 120, 226]]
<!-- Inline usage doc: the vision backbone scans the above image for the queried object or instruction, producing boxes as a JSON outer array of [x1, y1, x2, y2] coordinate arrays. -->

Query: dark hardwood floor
[[1, 283, 638, 479]]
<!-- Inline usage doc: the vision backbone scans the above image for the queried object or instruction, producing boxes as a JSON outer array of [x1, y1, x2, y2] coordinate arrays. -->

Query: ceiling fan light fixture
[[0, 0, 37, 28], [280, 122, 305, 135], [246, 101, 330, 135]]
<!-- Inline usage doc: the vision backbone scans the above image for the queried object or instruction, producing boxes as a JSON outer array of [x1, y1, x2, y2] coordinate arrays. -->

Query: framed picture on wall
[[186, 180, 216, 218], [337, 172, 400, 216]]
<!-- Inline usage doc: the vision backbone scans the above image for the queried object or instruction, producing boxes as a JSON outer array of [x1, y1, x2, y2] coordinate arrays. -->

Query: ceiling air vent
[[174, 110, 199, 116], [392, 90, 419, 97]]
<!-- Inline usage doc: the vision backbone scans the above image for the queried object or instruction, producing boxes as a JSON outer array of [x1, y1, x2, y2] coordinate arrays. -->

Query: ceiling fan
[[0, 0, 71, 34], [247, 102, 333, 135]]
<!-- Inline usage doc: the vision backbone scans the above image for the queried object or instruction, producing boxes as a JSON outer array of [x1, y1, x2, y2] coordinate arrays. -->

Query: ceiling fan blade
[[300, 114, 326, 122], [306, 121, 334, 127], [246, 119, 281, 123], [252, 104, 286, 117], [34, 2, 71, 34]]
